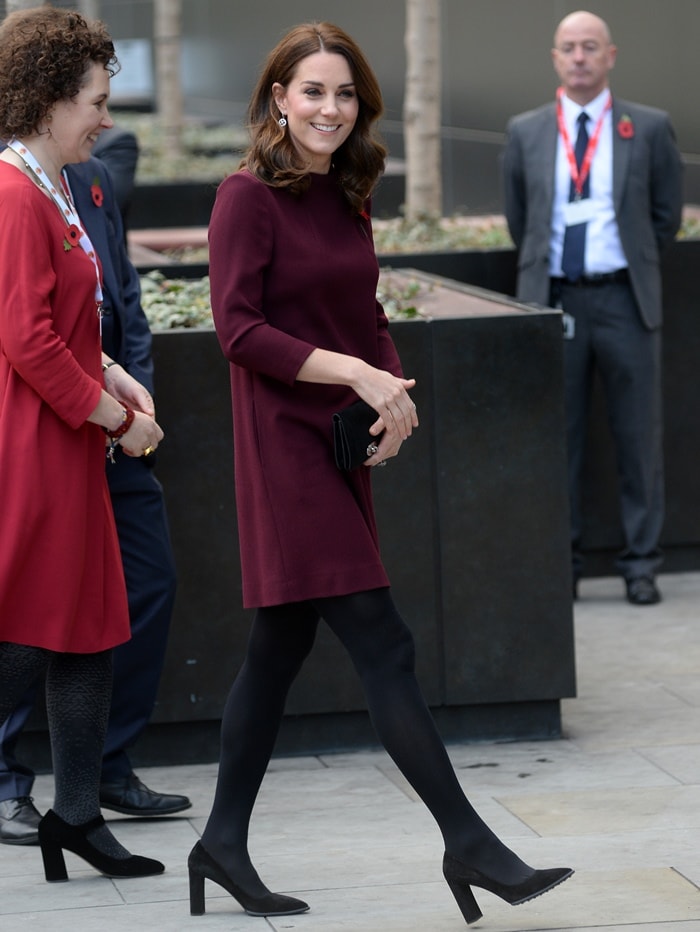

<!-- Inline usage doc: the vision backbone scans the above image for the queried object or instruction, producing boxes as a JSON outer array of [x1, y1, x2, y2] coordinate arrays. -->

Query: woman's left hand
[[364, 407, 417, 466], [354, 369, 419, 467], [365, 432, 406, 467]]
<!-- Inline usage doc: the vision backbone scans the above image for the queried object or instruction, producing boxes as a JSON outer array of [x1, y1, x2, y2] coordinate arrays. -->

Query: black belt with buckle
[[552, 269, 630, 288]]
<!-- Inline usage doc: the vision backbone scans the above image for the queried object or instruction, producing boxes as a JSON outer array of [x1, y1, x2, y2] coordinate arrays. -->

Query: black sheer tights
[[0, 642, 130, 859], [201, 589, 532, 891], [201, 601, 319, 897]]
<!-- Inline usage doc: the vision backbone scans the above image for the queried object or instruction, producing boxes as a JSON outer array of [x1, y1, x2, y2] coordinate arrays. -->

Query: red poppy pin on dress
[[617, 115, 634, 139], [63, 223, 82, 251]]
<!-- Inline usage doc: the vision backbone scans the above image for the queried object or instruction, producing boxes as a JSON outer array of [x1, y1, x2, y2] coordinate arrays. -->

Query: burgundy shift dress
[[0, 164, 130, 653], [209, 169, 403, 608]]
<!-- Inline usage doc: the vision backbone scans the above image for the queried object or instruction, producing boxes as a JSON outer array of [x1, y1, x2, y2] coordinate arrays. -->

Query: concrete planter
[[143, 237, 700, 574], [142, 272, 575, 761], [386, 241, 700, 575], [130, 180, 219, 229]]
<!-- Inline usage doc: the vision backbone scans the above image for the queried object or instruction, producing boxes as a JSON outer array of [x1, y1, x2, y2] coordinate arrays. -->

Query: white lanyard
[[7, 140, 104, 319]]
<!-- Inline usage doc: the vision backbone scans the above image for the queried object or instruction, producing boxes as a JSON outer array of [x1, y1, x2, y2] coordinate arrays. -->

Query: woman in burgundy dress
[[191, 21, 573, 924], [0, 8, 163, 881]]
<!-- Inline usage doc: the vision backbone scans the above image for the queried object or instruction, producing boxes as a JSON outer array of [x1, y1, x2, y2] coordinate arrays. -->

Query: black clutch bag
[[332, 400, 382, 470]]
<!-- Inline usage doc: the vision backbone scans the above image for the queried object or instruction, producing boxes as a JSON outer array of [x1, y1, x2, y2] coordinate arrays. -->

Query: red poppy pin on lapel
[[91, 177, 104, 207], [617, 115, 634, 139]]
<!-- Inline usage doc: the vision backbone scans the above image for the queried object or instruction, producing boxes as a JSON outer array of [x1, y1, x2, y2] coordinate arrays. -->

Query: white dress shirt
[[549, 87, 628, 276]]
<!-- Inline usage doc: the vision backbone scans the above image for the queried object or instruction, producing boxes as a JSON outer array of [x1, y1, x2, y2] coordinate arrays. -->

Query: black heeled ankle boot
[[187, 840, 310, 917], [38, 809, 165, 882], [442, 852, 573, 924]]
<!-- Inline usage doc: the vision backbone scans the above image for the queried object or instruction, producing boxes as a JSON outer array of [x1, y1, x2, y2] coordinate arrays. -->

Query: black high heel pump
[[188, 840, 310, 917], [38, 809, 165, 882], [443, 852, 573, 924]]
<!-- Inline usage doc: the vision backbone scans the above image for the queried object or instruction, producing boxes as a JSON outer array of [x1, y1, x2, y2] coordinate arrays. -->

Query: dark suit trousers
[[557, 279, 664, 580], [0, 452, 177, 797]]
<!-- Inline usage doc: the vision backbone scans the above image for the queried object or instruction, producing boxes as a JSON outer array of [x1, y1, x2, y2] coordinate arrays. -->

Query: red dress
[[209, 170, 403, 608], [0, 163, 130, 653]]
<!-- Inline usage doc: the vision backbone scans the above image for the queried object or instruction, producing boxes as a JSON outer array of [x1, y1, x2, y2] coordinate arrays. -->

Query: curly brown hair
[[0, 6, 118, 140], [244, 22, 387, 214]]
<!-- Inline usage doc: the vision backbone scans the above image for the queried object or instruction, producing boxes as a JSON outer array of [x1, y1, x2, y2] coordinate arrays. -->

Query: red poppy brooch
[[617, 115, 634, 139], [63, 224, 82, 251], [91, 177, 104, 207]]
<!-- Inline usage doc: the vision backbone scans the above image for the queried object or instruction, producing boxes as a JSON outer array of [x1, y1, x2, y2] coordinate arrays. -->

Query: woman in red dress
[[0, 8, 163, 881], [189, 21, 573, 925]]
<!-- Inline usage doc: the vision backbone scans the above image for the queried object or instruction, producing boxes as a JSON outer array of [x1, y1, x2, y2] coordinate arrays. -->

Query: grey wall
[[96, 0, 700, 214]]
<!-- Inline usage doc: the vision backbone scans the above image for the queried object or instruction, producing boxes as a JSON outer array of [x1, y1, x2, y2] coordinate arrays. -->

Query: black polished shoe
[[0, 796, 42, 845], [99, 773, 192, 816], [625, 575, 661, 605]]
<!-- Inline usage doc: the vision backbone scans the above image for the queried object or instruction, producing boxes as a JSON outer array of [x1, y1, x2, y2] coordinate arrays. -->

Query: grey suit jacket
[[502, 96, 683, 329]]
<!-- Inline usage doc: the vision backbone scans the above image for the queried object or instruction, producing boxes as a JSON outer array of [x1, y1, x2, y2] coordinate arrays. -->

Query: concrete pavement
[[2, 571, 699, 930]]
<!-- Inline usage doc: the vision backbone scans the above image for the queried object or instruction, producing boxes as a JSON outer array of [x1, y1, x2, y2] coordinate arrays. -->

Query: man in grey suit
[[502, 10, 683, 604]]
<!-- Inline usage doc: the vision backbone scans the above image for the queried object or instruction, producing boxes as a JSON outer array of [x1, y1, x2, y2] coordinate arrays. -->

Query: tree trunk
[[5, 0, 44, 10], [76, 0, 100, 19], [154, 0, 184, 159], [403, 0, 442, 222], [4, 3, 101, 22]]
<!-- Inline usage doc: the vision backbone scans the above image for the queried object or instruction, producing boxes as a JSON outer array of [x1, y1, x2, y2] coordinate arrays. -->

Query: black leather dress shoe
[[626, 575, 662, 605], [99, 773, 192, 816], [0, 796, 42, 845]]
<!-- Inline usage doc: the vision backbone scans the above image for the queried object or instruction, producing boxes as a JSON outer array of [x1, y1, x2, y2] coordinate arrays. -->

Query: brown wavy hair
[[0, 6, 118, 140], [244, 22, 387, 213]]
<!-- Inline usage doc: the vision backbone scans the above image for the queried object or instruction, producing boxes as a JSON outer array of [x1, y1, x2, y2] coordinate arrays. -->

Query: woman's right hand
[[118, 410, 164, 457]]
